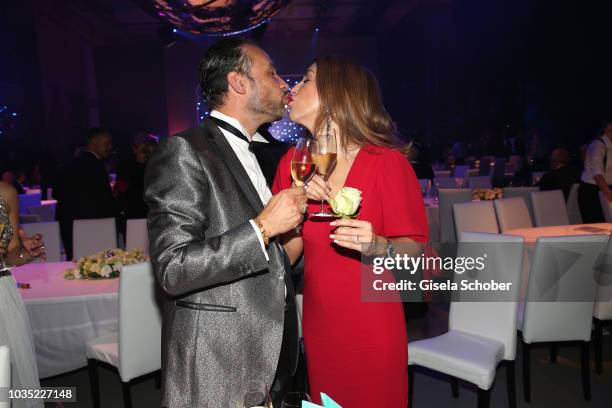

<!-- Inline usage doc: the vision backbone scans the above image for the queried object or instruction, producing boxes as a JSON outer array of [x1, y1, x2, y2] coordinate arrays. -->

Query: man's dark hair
[[198, 37, 255, 109], [87, 126, 109, 142]]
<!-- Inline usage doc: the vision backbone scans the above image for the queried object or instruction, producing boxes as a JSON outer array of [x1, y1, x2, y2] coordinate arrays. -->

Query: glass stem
[[320, 197, 325, 213]]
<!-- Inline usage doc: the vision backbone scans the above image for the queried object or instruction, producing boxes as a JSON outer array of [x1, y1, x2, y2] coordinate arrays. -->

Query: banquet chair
[[503, 187, 539, 225], [0, 345, 9, 408], [18, 214, 39, 224], [453, 201, 499, 239], [530, 190, 569, 227], [418, 179, 431, 196], [409, 232, 524, 408], [593, 236, 612, 374], [439, 189, 473, 243], [434, 170, 451, 178], [18, 193, 41, 211], [567, 183, 583, 224], [598, 191, 612, 223], [494, 197, 533, 232], [436, 176, 460, 189], [73, 218, 118, 260], [467, 176, 492, 189], [27, 204, 55, 222], [519, 234, 608, 402], [125, 219, 148, 254], [86, 262, 162, 408], [21, 221, 62, 262]]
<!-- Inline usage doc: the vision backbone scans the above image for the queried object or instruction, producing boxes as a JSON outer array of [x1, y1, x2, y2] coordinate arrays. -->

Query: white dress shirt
[[209, 110, 271, 260], [581, 135, 612, 185]]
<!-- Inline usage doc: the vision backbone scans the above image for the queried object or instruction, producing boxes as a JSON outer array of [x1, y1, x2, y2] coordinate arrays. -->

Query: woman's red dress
[[272, 144, 428, 407]]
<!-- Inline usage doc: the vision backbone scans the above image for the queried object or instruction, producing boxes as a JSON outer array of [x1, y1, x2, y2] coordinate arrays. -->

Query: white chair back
[[439, 189, 473, 243], [522, 234, 608, 343], [467, 176, 492, 189], [453, 201, 499, 239], [503, 186, 539, 224], [599, 191, 612, 223], [594, 236, 612, 321], [452, 232, 524, 360], [118, 262, 162, 382], [18, 193, 41, 211], [126, 219, 149, 254], [494, 197, 533, 232], [0, 345, 9, 408], [72, 218, 117, 260], [567, 183, 582, 224], [27, 204, 55, 222], [21, 222, 62, 262], [530, 190, 569, 227], [436, 176, 460, 189]]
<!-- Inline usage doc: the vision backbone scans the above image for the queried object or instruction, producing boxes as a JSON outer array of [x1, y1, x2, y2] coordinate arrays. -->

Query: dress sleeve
[[380, 150, 429, 242], [271, 147, 295, 194]]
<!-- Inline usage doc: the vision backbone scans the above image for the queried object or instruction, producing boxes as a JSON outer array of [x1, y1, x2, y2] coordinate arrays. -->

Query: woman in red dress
[[272, 57, 428, 407]]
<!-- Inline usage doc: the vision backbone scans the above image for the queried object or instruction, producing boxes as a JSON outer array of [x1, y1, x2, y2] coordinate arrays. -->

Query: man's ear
[[227, 72, 247, 95]]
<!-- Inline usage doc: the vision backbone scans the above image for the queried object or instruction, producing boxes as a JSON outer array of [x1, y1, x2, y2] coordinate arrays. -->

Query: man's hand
[[257, 186, 307, 237]]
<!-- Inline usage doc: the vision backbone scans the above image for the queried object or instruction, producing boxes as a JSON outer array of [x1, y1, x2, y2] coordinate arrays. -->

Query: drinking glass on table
[[311, 128, 337, 217], [243, 380, 273, 408], [281, 392, 311, 408]]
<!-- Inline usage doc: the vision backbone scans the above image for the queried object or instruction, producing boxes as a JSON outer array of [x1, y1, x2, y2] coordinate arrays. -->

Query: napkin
[[302, 393, 341, 408]]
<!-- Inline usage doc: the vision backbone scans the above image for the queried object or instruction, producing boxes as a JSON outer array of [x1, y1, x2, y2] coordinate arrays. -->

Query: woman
[[272, 57, 428, 406], [0, 181, 47, 408]]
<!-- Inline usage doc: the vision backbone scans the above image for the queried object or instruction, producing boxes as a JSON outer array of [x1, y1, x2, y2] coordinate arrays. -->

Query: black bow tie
[[209, 116, 265, 153]]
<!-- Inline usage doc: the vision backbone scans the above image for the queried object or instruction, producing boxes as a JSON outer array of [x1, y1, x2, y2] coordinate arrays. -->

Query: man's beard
[[248, 83, 285, 122]]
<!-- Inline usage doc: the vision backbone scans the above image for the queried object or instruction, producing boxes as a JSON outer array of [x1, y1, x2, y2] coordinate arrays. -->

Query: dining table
[[13, 262, 119, 378]]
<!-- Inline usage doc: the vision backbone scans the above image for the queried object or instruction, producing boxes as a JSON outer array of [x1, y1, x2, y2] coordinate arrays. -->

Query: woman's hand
[[329, 219, 385, 255], [18, 228, 46, 261], [303, 174, 332, 201]]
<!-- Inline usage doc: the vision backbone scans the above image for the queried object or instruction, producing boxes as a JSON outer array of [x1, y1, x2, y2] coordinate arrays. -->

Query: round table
[[505, 223, 612, 242], [13, 262, 119, 378]]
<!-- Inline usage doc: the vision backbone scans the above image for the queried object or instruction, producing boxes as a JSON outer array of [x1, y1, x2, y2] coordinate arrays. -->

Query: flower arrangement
[[472, 188, 504, 201], [64, 249, 148, 280]]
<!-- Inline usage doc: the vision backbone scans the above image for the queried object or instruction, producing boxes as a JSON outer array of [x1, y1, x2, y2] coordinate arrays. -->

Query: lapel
[[200, 118, 264, 213]]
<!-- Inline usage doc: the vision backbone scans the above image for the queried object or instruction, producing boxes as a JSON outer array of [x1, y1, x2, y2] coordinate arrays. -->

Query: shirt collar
[[85, 150, 100, 160], [210, 110, 269, 144]]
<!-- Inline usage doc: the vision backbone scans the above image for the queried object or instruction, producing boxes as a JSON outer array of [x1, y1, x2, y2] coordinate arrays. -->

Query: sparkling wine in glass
[[311, 128, 337, 217], [290, 138, 316, 187]]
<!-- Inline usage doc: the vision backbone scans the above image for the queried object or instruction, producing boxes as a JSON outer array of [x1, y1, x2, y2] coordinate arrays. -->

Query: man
[[144, 38, 306, 407], [578, 119, 612, 223], [537, 148, 580, 200], [54, 127, 115, 259]]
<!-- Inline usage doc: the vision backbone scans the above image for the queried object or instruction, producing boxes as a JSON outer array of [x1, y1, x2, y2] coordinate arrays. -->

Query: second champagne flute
[[311, 128, 337, 217]]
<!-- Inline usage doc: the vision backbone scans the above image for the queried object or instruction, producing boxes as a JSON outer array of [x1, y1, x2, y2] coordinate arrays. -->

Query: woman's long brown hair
[[313, 56, 401, 153]]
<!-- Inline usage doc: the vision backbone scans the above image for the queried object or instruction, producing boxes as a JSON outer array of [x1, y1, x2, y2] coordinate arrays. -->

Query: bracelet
[[253, 218, 270, 246]]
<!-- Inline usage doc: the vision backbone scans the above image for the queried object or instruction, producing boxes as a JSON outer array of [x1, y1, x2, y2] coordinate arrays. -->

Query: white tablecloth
[[13, 262, 119, 378]]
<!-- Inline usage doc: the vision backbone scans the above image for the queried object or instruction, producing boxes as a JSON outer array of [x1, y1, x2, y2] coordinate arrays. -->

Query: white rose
[[329, 187, 362, 218], [113, 262, 123, 273], [100, 264, 112, 278]]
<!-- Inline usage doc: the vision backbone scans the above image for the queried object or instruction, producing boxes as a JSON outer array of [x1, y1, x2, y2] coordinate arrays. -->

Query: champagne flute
[[243, 380, 273, 408], [281, 392, 311, 408], [0, 222, 9, 272], [311, 128, 337, 217], [290, 138, 316, 187]]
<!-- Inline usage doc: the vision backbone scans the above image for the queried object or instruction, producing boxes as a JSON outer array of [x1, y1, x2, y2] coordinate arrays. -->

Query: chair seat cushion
[[86, 332, 119, 368], [408, 330, 505, 389]]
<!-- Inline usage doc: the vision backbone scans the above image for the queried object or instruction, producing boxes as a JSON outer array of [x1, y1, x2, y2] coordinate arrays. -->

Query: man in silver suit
[[144, 37, 306, 407]]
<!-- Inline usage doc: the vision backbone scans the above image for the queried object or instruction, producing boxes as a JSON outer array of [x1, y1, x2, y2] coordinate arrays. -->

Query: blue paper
[[320, 393, 342, 408]]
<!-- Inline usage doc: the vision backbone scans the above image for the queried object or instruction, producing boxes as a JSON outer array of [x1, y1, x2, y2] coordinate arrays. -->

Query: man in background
[[537, 148, 580, 200], [55, 127, 116, 259]]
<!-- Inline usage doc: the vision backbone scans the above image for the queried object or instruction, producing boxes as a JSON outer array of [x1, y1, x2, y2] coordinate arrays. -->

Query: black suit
[[55, 151, 116, 259], [536, 165, 581, 200]]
